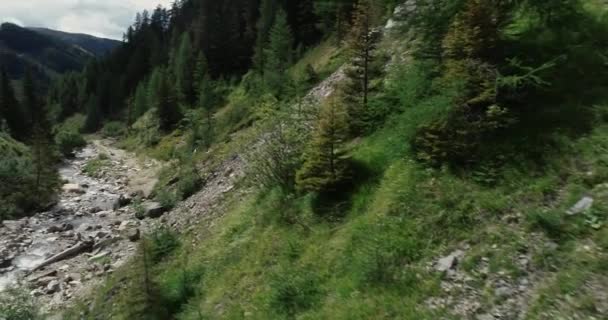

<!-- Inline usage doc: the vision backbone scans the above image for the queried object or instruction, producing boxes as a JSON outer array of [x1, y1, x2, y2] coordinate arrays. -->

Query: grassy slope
[[68, 4, 608, 319]]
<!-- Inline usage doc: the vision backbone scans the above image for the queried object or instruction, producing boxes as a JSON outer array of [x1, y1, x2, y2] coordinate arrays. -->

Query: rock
[[495, 286, 514, 298], [62, 183, 85, 194], [94, 231, 109, 239], [89, 251, 109, 262], [435, 249, 465, 273], [476, 314, 494, 320], [567, 196, 593, 215], [142, 202, 166, 219], [46, 280, 60, 294], [89, 207, 102, 214], [2, 220, 24, 232], [36, 276, 59, 287], [127, 229, 141, 242]]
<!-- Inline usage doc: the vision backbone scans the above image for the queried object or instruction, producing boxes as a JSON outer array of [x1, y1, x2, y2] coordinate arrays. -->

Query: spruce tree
[[194, 75, 216, 149], [173, 33, 196, 106], [264, 9, 294, 97], [0, 68, 26, 140], [156, 70, 182, 131], [342, 0, 381, 135], [253, 0, 278, 73], [296, 96, 351, 193], [85, 95, 102, 132], [133, 82, 149, 120]]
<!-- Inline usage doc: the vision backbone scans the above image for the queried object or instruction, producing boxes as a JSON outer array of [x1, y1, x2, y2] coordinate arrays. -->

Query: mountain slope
[[0, 23, 119, 81], [28, 27, 120, 56]]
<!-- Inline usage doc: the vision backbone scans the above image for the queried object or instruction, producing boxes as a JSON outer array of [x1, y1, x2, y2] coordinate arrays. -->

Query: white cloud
[[1, 0, 174, 39]]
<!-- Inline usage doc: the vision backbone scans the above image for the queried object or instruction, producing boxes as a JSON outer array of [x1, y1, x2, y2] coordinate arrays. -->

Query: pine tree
[[253, 0, 278, 73], [133, 82, 149, 120], [342, 0, 381, 135], [156, 70, 182, 131], [193, 53, 209, 96], [84, 95, 102, 132], [194, 75, 216, 149], [173, 33, 196, 106], [264, 9, 294, 97], [0, 68, 26, 140], [296, 96, 351, 193]]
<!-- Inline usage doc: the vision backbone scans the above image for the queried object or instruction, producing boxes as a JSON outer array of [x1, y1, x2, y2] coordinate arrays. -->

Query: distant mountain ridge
[[0, 23, 120, 81], [28, 27, 120, 56]]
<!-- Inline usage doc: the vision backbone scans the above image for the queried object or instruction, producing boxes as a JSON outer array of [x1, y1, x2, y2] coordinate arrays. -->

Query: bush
[[156, 189, 178, 210], [148, 227, 180, 263], [269, 268, 321, 316], [102, 121, 127, 138], [0, 288, 40, 320], [176, 163, 202, 200], [54, 114, 87, 157]]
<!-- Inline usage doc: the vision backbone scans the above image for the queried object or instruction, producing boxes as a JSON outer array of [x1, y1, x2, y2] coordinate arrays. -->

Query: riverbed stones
[[62, 184, 85, 194], [127, 229, 140, 242], [435, 249, 465, 273]]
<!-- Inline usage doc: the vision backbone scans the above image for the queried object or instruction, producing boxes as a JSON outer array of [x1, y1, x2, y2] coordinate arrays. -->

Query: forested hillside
[[2, 0, 608, 319], [0, 23, 119, 81]]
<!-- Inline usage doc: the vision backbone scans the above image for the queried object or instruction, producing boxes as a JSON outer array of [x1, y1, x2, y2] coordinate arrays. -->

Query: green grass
[[83, 153, 110, 178]]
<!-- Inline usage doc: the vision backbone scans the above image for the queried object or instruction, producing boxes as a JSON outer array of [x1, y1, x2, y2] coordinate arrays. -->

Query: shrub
[[269, 268, 321, 316], [0, 288, 40, 320], [102, 121, 127, 138], [156, 189, 178, 210], [148, 227, 180, 263], [54, 114, 87, 157]]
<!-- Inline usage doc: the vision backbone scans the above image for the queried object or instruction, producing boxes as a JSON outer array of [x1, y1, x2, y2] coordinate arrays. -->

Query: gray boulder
[[141, 202, 166, 219]]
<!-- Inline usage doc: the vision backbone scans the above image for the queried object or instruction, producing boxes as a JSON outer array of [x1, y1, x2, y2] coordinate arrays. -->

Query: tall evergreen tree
[[156, 70, 182, 131], [0, 68, 26, 140], [253, 0, 278, 73], [342, 0, 381, 135], [264, 9, 294, 96], [85, 95, 103, 132], [173, 33, 196, 106], [133, 82, 149, 121], [296, 96, 351, 193]]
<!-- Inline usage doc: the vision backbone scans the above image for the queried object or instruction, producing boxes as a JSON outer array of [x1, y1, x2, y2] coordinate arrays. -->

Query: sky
[[1, 0, 174, 40]]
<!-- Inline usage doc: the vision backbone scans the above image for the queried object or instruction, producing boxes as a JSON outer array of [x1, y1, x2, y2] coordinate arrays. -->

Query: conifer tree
[[173, 33, 196, 106], [264, 9, 294, 97], [85, 95, 102, 132], [194, 75, 216, 149], [133, 82, 149, 120], [296, 96, 351, 193], [0, 68, 26, 140], [342, 0, 381, 135], [25, 71, 59, 207], [193, 53, 208, 92], [253, 0, 278, 73], [156, 70, 182, 131]]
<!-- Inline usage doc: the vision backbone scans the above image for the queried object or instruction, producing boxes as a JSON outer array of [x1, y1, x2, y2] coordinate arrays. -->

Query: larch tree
[[173, 33, 196, 106], [342, 0, 381, 135], [296, 96, 352, 193], [264, 9, 294, 97], [156, 69, 182, 131], [24, 70, 59, 207], [0, 68, 26, 140], [253, 0, 278, 73]]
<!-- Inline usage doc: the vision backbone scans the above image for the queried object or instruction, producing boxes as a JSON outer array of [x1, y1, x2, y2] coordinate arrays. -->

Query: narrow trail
[[0, 140, 159, 312]]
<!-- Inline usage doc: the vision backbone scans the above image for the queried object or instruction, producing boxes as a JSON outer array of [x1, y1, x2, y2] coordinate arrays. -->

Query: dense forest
[[2, 0, 608, 319]]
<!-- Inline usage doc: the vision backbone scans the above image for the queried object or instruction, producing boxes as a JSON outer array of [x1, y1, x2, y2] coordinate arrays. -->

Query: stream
[[0, 141, 153, 311]]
